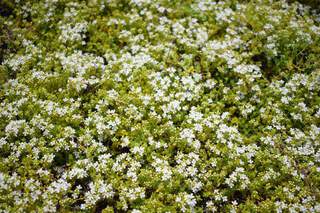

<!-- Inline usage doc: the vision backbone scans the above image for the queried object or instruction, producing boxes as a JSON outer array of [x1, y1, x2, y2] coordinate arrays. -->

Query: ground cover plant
[[0, 0, 320, 212]]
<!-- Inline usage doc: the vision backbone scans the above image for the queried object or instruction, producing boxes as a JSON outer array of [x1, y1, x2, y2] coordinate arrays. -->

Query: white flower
[[5, 120, 26, 136], [58, 22, 88, 43], [297, 102, 308, 112], [225, 167, 250, 189], [47, 178, 71, 194], [180, 128, 195, 143], [82, 180, 114, 209], [176, 193, 197, 212], [189, 107, 203, 122], [132, 146, 144, 156]]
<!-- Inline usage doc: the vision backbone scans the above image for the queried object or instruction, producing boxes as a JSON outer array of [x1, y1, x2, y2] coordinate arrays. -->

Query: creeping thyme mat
[[0, 0, 320, 212]]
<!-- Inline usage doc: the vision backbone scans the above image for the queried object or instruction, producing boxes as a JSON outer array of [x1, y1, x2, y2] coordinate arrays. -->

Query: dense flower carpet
[[0, 0, 320, 212]]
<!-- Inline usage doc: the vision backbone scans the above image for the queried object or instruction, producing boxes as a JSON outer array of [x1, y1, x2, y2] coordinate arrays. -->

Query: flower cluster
[[0, 0, 320, 212]]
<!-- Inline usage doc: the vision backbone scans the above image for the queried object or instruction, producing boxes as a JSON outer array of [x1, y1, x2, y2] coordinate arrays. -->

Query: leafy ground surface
[[0, 0, 320, 212]]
